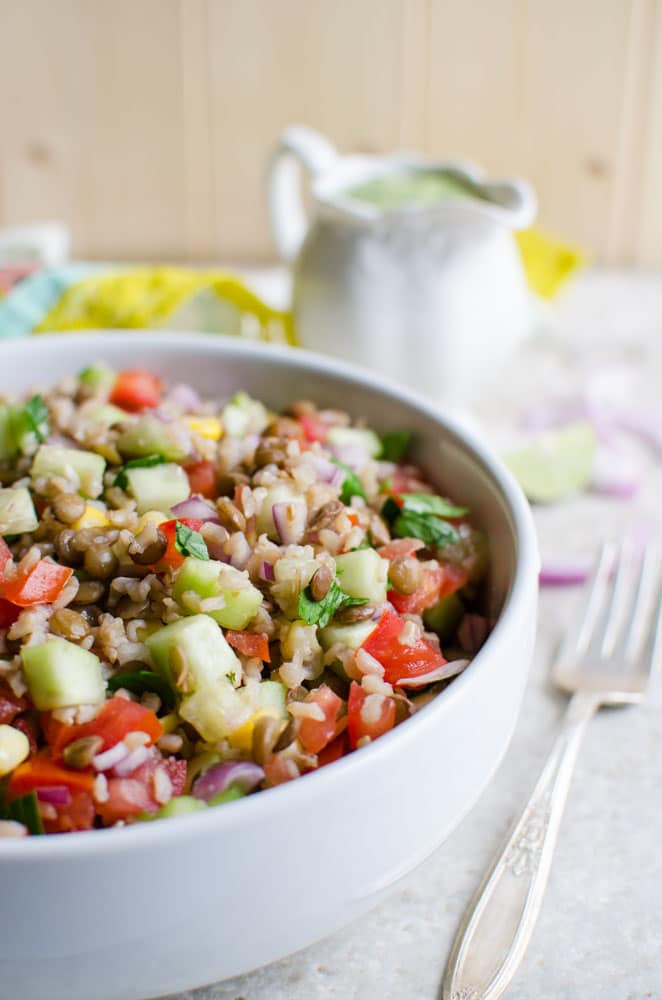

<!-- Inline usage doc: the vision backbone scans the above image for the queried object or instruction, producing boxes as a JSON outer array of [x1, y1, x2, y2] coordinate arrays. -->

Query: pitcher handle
[[267, 126, 338, 262]]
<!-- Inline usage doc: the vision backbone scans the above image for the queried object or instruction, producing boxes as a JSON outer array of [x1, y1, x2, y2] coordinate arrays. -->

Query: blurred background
[[1, 0, 661, 267]]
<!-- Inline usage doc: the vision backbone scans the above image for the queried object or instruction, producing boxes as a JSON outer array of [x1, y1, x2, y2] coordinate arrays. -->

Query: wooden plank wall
[[0, 0, 661, 266]]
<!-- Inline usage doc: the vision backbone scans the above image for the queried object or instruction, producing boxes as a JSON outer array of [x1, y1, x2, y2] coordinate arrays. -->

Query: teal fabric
[[0, 264, 104, 338]]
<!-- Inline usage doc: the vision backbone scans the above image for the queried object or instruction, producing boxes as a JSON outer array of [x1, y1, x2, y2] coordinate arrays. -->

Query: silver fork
[[442, 540, 662, 1000]]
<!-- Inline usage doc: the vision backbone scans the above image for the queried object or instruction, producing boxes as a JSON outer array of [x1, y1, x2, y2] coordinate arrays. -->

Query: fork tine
[[599, 539, 642, 659], [558, 541, 616, 661], [626, 558, 662, 672]]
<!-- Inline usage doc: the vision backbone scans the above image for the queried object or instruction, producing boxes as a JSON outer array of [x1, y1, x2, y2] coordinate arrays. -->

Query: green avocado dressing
[[346, 169, 488, 209]]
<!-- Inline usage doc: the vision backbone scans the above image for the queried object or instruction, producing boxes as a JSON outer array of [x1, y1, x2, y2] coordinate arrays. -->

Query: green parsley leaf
[[107, 670, 176, 709], [399, 492, 468, 518], [174, 520, 209, 560], [331, 459, 366, 504], [227, 671, 237, 685], [0, 790, 44, 835], [380, 496, 401, 524], [380, 431, 412, 462], [393, 510, 458, 548], [24, 395, 50, 443], [113, 454, 167, 489], [298, 578, 368, 629]]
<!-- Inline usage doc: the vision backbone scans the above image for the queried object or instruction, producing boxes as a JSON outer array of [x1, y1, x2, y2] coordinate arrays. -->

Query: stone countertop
[[175, 270, 662, 1000]]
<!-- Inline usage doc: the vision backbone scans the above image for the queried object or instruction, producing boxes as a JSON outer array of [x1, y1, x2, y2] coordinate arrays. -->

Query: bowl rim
[[0, 331, 539, 858]]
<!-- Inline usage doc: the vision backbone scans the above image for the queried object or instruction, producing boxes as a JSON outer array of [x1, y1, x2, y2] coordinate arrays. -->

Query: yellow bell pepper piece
[[183, 416, 223, 441], [228, 708, 281, 752], [71, 504, 110, 531]]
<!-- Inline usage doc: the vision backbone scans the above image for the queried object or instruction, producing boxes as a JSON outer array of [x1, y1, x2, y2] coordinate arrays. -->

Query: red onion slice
[[304, 453, 345, 488], [259, 560, 275, 582], [165, 384, 201, 412], [272, 499, 307, 545], [171, 497, 220, 522], [192, 761, 265, 801], [36, 786, 72, 806], [395, 658, 470, 688]]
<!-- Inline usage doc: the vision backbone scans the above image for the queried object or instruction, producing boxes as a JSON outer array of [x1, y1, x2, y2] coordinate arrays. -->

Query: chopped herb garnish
[[392, 509, 458, 548], [113, 454, 167, 489], [298, 578, 369, 628], [381, 492, 465, 549], [227, 671, 237, 685], [398, 492, 468, 518], [174, 521, 209, 560], [24, 395, 50, 443], [107, 670, 176, 709], [0, 790, 44, 835], [380, 431, 412, 462], [331, 459, 366, 504]]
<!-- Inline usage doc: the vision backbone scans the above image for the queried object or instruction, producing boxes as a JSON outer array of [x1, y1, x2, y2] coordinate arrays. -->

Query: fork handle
[[443, 691, 599, 1000]]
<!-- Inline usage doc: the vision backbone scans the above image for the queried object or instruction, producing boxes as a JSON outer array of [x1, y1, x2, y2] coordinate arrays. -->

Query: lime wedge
[[504, 422, 597, 503]]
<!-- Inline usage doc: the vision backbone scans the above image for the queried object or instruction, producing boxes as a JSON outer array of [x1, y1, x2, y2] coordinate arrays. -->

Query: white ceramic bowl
[[0, 333, 538, 1000]]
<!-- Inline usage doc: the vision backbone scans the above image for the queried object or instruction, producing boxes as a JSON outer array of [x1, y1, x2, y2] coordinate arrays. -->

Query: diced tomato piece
[[185, 460, 218, 500], [347, 682, 396, 749], [297, 684, 344, 755], [389, 565, 443, 616], [317, 730, 349, 767], [346, 510, 360, 527], [8, 756, 95, 799], [96, 756, 186, 825], [0, 561, 73, 607], [390, 466, 430, 495], [225, 631, 271, 662], [361, 608, 446, 685], [0, 680, 28, 724], [0, 598, 20, 629], [109, 369, 161, 411], [0, 539, 12, 577], [378, 538, 425, 561], [158, 517, 203, 570], [43, 791, 96, 834], [437, 561, 471, 598], [54, 697, 163, 755], [263, 752, 299, 787], [298, 413, 328, 443]]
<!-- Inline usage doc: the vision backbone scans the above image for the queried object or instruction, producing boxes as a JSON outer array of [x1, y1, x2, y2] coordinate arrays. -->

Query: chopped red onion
[[226, 531, 252, 570], [92, 741, 130, 772], [152, 409, 174, 424], [457, 614, 489, 653], [165, 383, 201, 412], [395, 658, 470, 688], [331, 443, 369, 470], [36, 786, 72, 806], [113, 745, 153, 777], [259, 560, 275, 582], [539, 561, 591, 586], [192, 761, 265, 801], [590, 445, 642, 499], [171, 497, 220, 522], [272, 499, 307, 545], [304, 453, 345, 488]]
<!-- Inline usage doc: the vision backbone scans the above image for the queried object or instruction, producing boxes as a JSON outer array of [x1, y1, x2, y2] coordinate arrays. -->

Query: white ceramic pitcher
[[268, 126, 537, 403]]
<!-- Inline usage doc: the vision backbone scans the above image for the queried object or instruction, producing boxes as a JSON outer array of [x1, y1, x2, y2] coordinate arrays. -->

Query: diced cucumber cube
[[117, 416, 190, 462], [256, 483, 301, 540], [319, 619, 377, 651], [0, 487, 38, 535], [423, 593, 464, 642], [334, 549, 388, 603], [327, 426, 382, 458], [89, 403, 131, 427], [148, 796, 206, 820], [146, 615, 247, 742], [31, 444, 106, 499], [0, 405, 17, 462], [221, 392, 268, 439], [125, 463, 189, 514], [147, 614, 240, 690], [79, 363, 116, 395], [22, 639, 106, 710], [173, 558, 263, 630]]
